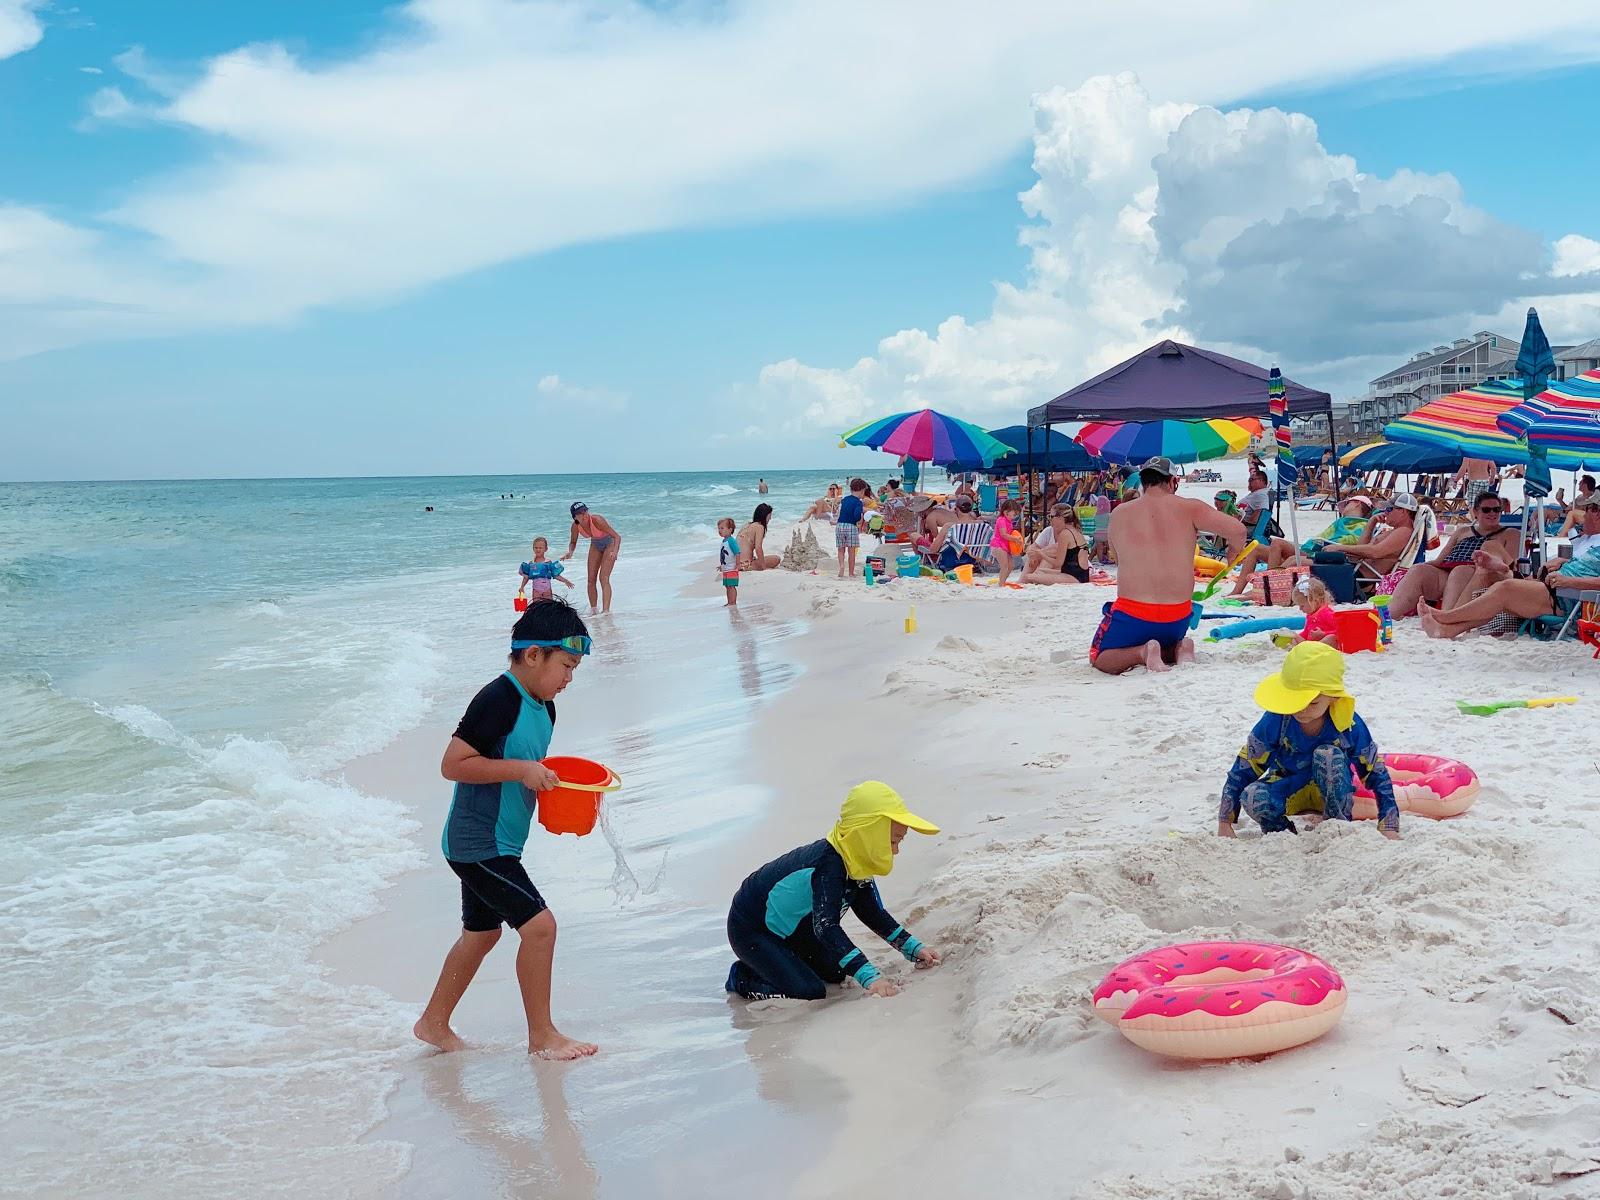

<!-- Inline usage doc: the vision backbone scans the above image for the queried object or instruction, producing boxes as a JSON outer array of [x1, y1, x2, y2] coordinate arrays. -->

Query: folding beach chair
[[938, 520, 996, 572], [1352, 506, 1436, 600], [1519, 589, 1600, 642]]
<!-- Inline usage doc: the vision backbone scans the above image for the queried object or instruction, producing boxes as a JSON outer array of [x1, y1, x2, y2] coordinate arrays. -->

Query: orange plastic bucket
[[1333, 608, 1380, 654], [537, 756, 621, 836], [952, 563, 975, 585]]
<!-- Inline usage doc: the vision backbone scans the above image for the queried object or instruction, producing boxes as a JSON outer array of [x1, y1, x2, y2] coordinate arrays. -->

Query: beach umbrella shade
[[1383, 380, 1529, 466], [1344, 441, 1463, 474], [976, 425, 1100, 474], [840, 408, 1013, 468], [1494, 369, 1600, 469], [1074, 417, 1263, 465]]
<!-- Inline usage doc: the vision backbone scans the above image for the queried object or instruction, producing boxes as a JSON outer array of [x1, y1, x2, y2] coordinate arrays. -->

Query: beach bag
[[1250, 564, 1310, 607]]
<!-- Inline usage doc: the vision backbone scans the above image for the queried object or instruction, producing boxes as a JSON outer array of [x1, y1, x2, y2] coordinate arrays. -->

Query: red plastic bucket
[[513, 595, 529, 612], [1333, 608, 1380, 654], [537, 756, 621, 836]]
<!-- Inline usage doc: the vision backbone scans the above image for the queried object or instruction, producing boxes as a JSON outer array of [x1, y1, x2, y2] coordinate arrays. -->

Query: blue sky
[[3, 2, 1599, 480]]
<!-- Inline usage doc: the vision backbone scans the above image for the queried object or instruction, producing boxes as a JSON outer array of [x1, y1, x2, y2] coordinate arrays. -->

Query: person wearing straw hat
[[415, 600, 600, 1060], [725, 782, 941, 1001], [1217, 642, 1399, 841]]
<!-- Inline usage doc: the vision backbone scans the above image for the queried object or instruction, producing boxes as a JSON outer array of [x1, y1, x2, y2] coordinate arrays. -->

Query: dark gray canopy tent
[[1018, 340, 1338, 527]]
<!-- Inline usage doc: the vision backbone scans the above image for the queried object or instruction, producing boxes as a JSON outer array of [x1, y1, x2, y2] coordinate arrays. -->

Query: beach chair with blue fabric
[[1518, 588, 1600, 642], [937, 520, 996, 573]]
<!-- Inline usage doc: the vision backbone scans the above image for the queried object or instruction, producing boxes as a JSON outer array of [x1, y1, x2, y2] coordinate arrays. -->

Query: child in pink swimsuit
[[989, 499, 1022, 584]]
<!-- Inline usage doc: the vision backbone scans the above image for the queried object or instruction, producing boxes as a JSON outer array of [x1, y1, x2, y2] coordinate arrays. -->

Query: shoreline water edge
[[6, 469, 1600, 1199]]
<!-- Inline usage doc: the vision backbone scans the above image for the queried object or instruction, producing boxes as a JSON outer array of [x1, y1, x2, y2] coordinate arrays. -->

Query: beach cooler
[[1311, 561, 1359, 604], [895, 552, 922, 578]]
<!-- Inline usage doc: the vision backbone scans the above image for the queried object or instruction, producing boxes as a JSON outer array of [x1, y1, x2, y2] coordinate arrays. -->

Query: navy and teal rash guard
[[729, 839, 924, 989], [441, 672, 556, 863]]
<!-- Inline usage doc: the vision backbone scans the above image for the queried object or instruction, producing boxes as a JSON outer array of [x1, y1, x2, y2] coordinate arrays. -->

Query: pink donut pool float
[[1353, 753, 1478, 821], [1092, 941, 1347, 1059]]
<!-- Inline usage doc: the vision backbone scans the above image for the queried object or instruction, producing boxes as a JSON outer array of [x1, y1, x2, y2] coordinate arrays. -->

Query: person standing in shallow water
[[562, 502, 621, 614], [757, 478, 768, 494], [414, 600, 598, 1060]]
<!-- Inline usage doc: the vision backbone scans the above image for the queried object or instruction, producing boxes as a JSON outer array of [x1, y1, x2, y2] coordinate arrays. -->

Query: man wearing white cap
[[1339, 493, 1421, 577]]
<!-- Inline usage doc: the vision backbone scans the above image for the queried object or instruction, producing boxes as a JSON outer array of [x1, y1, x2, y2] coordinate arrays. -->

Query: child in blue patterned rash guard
[[1217, 642, 1400, 841], [414, 600, 599, 1061], [725, 782, 942, 1001]]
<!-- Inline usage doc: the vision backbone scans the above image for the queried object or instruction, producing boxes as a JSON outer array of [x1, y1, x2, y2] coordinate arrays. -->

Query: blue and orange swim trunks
[[1089, 597, 1194, 664]]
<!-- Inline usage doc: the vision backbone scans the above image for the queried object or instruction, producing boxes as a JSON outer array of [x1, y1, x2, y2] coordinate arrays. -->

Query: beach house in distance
[[1299, 329, 1600, 443]]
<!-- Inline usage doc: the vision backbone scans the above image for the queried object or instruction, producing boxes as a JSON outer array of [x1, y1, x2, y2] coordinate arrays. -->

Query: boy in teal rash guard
[[414, 600, 599, 1061]]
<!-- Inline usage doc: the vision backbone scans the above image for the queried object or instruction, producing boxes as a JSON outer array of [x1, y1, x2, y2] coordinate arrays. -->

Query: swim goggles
[[511, 635, 593, 656]]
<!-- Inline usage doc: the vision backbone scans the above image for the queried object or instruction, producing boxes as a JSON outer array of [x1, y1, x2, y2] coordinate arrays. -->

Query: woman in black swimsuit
[[1021, 504, 1090, 584]]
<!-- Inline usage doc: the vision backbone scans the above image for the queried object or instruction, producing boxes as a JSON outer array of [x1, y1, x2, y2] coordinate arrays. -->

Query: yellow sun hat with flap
[[1254, 641, 1356, 730], [826, 781, 939, 879]]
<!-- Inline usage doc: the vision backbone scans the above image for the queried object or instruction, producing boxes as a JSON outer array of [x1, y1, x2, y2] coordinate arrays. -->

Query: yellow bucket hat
[[1254, 641, 1356, 730], [825, 781, 940, 880]]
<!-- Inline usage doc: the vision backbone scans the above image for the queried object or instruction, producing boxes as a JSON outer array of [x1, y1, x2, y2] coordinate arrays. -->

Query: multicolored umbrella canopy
[[1383, 381, 1529, 465], [1074, 417, 1263, 465], [839, 408, 1013, 468], [1493, 369, 1600, 467]]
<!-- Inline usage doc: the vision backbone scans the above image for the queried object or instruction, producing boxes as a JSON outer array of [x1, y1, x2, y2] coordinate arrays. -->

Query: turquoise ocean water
[[0, 470, 846, 1198]]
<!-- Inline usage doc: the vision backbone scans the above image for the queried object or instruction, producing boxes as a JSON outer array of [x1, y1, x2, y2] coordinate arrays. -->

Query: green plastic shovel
[[1455, 696, 1578, 717]]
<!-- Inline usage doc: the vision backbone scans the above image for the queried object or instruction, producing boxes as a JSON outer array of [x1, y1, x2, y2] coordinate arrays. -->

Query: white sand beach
[[319, 504, 1600, 1200]]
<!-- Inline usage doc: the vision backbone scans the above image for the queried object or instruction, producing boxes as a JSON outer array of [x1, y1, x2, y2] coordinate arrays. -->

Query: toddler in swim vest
[[519, 537, 571, 601], [1217, 642, 1399, 840]]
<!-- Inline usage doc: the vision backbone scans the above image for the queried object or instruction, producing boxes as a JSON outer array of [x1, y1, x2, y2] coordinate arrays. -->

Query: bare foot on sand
[[1175, 638, 1196, 666], [413, 1018, 469, 1053], [530, 1030, 599, 1061], [1417, 600, 1444, 638], [1141, 640, 1170, 673]]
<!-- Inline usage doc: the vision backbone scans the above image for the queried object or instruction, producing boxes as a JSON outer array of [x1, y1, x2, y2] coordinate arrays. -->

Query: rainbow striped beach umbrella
[[1383, 380, 1529, 465], [1074, 417, 1263, 466], [839, 408, 1012, 468], [1494, 369, 1600, 467]]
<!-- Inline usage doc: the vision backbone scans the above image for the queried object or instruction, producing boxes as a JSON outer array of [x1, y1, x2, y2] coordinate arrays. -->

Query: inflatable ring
[[1193, 552, 1227, 578], [1092, 941, 1347, 1060], [1353, 753, 1478, 820]]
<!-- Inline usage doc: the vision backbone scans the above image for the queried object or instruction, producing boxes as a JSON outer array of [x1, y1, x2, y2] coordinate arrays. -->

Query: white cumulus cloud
[[756, 73, 1600, 431], [5, 1, 1600, 362], [0, 0, 42, 60]]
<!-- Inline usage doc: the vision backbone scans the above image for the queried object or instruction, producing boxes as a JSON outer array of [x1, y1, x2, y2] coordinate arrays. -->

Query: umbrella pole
[[1025, 426, 1035, 538], [1326, 411, 1340, 501]]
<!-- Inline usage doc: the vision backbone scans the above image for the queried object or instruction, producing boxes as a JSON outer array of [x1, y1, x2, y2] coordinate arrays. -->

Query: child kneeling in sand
[[725, 782, 941, 1001], [1217, 642, 1399, 841], [415, 600, 598, 1059]]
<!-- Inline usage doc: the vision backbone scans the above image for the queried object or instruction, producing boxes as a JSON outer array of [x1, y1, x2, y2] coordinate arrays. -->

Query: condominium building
[[1295, 330, 1518, 444], [1557, 338, 1600, 380], [1367, 330, 1518, 408]]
